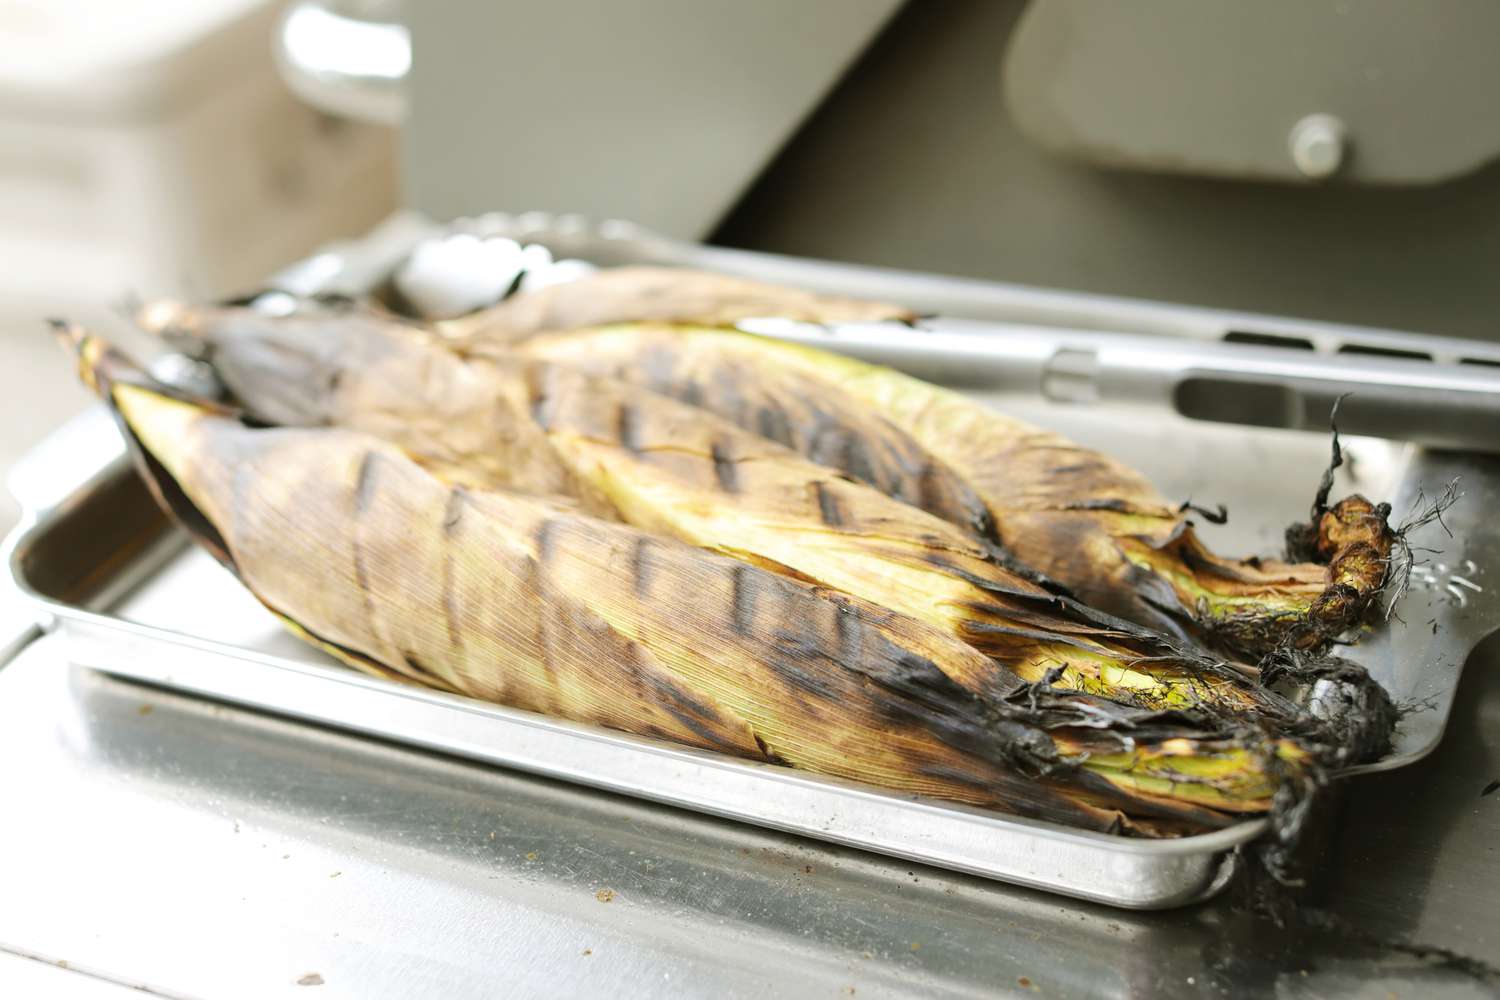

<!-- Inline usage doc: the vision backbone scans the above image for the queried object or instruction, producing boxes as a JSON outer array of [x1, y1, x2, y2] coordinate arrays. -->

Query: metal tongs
[[272, 212, 1500, 454], [738, 317, 1500, 455]]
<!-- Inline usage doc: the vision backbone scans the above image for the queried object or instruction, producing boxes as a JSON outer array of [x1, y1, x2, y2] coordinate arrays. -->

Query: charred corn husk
[[501, 322, 1398, 661], [62, 325, 1323, 836], [137, 299, 1337, 727], [432, 266, 918, 345]]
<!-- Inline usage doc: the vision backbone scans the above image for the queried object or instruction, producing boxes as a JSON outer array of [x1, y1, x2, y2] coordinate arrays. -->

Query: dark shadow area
[[714, 0, 1500, 344]]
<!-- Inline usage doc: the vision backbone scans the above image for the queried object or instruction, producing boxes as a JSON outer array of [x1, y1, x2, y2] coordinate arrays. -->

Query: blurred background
[[1, 0, 398, 526], [7, 0, 1500, 528]]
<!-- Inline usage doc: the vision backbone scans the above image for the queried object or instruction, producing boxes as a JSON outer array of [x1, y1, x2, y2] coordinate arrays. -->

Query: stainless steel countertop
[[0, 627, 1496, 998]]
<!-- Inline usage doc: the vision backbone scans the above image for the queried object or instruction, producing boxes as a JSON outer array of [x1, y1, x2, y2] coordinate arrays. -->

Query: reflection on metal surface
[[0, 636, 1495, 997], [1413, 560, 1486, 610], [275, 1, 409, 124]]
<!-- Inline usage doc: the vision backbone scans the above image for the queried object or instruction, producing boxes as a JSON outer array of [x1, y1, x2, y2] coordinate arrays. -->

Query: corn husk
[[62, 325, 1325, 836], [140, 300, 1320, 724], [508, 322, 1397, 661]]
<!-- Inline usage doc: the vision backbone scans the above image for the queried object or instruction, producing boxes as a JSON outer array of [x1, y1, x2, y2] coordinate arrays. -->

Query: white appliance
[[0, 0, 399, 325]]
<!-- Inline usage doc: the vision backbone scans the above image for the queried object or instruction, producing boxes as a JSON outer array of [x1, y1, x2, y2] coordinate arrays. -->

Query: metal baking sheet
[[6, 218, 1497, 909]]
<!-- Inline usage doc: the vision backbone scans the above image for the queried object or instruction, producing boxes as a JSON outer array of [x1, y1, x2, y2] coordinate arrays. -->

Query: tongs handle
[[742, 318, 1500, 454]]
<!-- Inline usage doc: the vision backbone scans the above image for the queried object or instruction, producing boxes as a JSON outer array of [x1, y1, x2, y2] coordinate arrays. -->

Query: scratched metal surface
[[0, 630, 1496, 998]]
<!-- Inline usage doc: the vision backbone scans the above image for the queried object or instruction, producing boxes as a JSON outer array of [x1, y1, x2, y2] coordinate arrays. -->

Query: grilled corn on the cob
[[139, 299, 1346, 729], [62, 325, 1320, 836], [502, 322, 1397, 659]]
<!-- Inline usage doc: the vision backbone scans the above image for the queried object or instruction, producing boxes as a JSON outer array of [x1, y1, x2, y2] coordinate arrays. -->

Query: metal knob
[[1289, 114, 1348, 180]]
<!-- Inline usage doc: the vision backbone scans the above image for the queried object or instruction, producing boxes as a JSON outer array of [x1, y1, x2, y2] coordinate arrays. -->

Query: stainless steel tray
[[7, 216, 1498, 910]]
